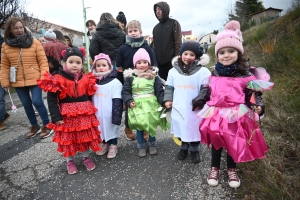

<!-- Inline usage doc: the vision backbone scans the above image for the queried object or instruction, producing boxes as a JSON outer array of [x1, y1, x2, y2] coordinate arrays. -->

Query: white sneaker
[[96, 143, 109, 156], [107, 145, 118, 159], [228, 168, 241, 188], [207, 167, 219, 186]]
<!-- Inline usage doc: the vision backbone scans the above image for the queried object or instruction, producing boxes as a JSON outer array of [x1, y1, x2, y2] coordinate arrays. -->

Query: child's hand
[[252, 106, 262, 115], [165, 101, 172, 109], [55, 120, 64, 125], [130, 101, 135, 108]]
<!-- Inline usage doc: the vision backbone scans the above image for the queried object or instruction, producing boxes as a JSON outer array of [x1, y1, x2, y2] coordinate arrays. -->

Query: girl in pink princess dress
[[192, 20, 274, 188]]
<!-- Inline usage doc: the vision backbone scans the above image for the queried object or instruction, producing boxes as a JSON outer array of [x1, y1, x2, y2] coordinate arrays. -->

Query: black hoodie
[[153, 2, 182, 65]]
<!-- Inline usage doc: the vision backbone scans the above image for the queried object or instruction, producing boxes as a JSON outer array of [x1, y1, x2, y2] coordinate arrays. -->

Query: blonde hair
[[126, 20, 142, 33]]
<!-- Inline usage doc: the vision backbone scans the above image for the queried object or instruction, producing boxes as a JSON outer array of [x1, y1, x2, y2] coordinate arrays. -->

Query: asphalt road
[[0, 93, 236, 200]]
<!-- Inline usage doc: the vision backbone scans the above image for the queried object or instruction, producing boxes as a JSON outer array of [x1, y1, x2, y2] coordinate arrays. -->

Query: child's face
[[95, 59, 110, 72], [66, 56, 83, 73], [217, 47, 238, 66], [127, 27, 142, 38], [181, 50, 196, 66], [135, 60, 149, 71]]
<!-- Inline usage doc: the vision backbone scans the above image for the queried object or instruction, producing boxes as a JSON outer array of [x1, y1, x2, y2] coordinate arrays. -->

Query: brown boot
[[143, 131, 149, 141], [39, 126, 54, 139], [0, 121, 6, 130], [125, 128, 136, 140], [27, 125, 41, 139]]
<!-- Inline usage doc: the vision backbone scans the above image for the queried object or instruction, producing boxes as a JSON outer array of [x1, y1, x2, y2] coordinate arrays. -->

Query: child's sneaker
[[207, 167, 219, 186], [125, 128, 136, 140], [138, 148, 147, 158], [191, 151, 200, 163], [96, 143, 109, 155], [227, 168, 240, 188], [83, 157, 96, 171], [149, 146, 158, 155], [177, 149, 188, 160], [67, 160, 78, 175], [107, 145, 118, 159]]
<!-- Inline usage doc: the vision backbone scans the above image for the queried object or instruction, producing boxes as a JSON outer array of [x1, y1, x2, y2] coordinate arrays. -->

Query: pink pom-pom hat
[[215, 20, 244, 55], [133, 48, 151, 67]]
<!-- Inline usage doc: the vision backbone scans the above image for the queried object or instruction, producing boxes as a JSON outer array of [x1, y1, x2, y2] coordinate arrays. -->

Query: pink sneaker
[[107, 145, 118, 159], [67, 160, 78, 175], [96, 143, 109, 156], [83, 157, 96, 171]]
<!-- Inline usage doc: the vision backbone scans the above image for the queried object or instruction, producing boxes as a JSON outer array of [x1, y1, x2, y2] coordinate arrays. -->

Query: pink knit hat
[[93, 53, 112, 68], [215, 20, 244, 55], [133, 48, 151, 67]]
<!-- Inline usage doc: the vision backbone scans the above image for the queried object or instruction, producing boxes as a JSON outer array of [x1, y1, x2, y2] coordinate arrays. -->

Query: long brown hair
[[98, 12, 122, 29], [4, 17, 28, 40]]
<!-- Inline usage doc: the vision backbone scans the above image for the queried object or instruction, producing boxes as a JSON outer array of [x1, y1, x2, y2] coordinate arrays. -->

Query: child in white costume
[[92, 53, 123, 159], [164, 41, 211, 163]]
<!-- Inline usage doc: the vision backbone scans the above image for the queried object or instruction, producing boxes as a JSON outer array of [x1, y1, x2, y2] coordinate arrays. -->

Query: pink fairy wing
[[250, 66, 270, 81]]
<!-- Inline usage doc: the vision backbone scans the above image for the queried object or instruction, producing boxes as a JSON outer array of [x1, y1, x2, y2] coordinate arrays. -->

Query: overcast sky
[[26, 0, 291, 38]]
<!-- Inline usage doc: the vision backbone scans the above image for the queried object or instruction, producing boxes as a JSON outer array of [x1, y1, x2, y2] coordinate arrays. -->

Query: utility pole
[[82, 0, 91, 72]]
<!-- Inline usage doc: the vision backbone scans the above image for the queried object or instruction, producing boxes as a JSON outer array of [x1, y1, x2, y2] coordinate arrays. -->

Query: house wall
[[199, 34, 216, 44], [251, 10, 281, 25]]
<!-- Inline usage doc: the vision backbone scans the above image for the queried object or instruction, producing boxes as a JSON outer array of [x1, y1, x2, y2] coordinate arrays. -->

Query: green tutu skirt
[[128, 96, 170, 137]]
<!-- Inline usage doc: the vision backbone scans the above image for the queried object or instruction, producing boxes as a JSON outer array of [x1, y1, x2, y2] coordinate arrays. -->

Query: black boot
[[177, 149, 188, 160], [191, 151, 200, 163]]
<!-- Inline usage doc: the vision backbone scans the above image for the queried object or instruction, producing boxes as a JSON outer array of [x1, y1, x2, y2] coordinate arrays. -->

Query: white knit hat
[[44, 29, 56, 40]]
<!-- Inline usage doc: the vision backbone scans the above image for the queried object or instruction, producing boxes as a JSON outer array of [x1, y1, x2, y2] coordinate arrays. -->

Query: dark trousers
[[211, 145, 236, 169], [158, 61, 173, 81]]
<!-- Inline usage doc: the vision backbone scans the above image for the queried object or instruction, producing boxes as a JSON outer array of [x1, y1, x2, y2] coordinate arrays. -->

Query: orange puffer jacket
[[0, 39, 48, 88]]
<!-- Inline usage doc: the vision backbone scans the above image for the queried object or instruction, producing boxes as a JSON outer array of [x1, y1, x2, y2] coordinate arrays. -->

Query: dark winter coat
[[116, 40, 157, 70], [89, 22, 126, 64], [192, 67, 265, 115], [122, 69, 164, 107], [153, 2, 182, 65]]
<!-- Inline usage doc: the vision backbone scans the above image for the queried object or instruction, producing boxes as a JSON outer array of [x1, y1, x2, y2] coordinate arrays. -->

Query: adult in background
[[116, 11, 127, 31], [86, 20, 96, 41], [0, 34, 10, 130], [64, 35, 73, 47], [53, 30, 67, 45], [43, 29, 69, 74], [153, 1, 182, 80], [89, 12, 126, 66], [0, 17, 53, 139]]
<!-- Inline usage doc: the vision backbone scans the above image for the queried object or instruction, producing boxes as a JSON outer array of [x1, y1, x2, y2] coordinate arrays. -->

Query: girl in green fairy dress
[[122, 48, 169, 158]]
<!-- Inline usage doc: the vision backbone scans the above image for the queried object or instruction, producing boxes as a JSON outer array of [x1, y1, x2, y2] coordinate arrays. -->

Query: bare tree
[[21, 13, 52, 34], [287, 0, 300, 13], [0, 0, 24, 28]]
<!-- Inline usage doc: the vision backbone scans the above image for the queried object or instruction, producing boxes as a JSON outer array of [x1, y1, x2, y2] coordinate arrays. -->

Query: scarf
[[5, 33, 33, 48], [62, 66, 83, 82], [215, 62, 239, 76], [134, 68, 155, 80], [125, 35, 144, 48], [93, 67, 113, 81]]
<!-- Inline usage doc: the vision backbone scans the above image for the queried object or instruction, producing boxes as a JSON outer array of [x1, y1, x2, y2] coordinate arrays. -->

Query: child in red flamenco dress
[[38, 47, 102, 175]]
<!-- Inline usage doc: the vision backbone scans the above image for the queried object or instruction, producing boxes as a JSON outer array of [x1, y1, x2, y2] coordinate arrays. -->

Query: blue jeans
[[103, 138, 118, 145], [15, 86, 49, 126], [136, 130, 156, 143], [0, 85, 6, 121]]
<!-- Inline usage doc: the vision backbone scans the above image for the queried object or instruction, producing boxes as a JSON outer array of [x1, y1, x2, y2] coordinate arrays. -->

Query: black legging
[[158, 61, 173, 81], [211, 145, 236, 169]]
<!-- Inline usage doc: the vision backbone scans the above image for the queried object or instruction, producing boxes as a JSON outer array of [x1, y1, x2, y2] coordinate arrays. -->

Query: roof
[[249, 7, 283, 17], [182, 30, 192, 36]]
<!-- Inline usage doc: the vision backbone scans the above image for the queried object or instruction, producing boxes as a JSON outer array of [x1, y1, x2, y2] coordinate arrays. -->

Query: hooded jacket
[[152, 2, 182, 65], [89, 22, 126, 65]]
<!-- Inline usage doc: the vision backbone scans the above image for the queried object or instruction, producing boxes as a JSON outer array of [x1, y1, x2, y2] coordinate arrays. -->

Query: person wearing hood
[[91, 53, 123, 159], [152, 1, 182, 81], [64, 35, 73, 47], [89, 12, 126, 66]]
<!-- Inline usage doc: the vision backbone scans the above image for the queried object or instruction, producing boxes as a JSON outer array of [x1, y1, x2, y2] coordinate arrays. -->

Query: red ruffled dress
[[38, 71, 102, 157]]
